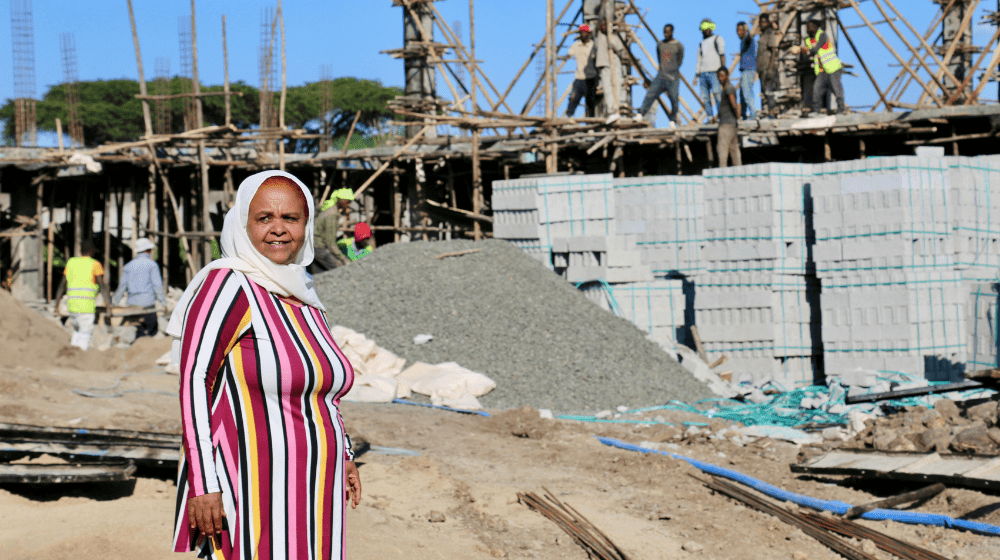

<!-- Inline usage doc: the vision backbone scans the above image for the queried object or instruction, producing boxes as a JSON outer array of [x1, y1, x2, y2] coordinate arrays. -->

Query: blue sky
[[1, 0, 995, 132]]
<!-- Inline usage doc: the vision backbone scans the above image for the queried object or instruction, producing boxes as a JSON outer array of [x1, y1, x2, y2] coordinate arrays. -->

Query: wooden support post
[[846, 0, 945, 107], [824, 137, 832, 162], [392, 168, 402, 243], [126, 0, 154, 138], [278, 0, 287, 170], [130, 174, 140, 253], [222, 15, 231, 126], [353, 125, 431, 198], [835, 18, 889, 112], [342, 110, 361, 154], [46, 190, 54, 301], [189, 0, 203, 129], [104, 181, 113, 283], [706, 138, 714, 164], [472, 130, 482, 241], [675, 141, 682, 175], [146, 143, 196, 280], [55, 118, 64, 151], [545, 0, 554, 119], [859, 138, 866, 159]]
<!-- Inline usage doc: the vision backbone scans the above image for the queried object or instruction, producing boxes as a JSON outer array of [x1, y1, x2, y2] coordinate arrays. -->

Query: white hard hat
[[135, 238, 155, 253]]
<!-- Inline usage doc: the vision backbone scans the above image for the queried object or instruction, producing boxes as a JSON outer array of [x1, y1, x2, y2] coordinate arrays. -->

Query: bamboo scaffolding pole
[[190, 0, 204, 129], [967, 36, 1000, 102], [46, 190, 54, 301], [880, 0, 963, 92], [278, 1, 287, 171], [222, 14, 231, 126], [492, 0, 576, 111], [353, 125, 431, 198], [868, 0, 952, 99], [470, 0, 483, 241], [546, 0, 554, 120], [427, 2, 514, 114], [836, 17, 889, 112], [945, 24, 1000, 104], [126, 0, 154, 138], [55, 118, 63, 151], [342, 110, 362, 154], [884, 0, 951, 107], [915, 0, 973, 106], [846, 0, 945, 107]]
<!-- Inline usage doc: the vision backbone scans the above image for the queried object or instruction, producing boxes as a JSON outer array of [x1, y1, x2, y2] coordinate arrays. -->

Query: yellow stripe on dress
[[230, 331, 263, 555], [284, 301, 329, 557]]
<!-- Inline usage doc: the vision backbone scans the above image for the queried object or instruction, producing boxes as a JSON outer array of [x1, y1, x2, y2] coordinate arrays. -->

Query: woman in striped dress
[[167, 170, 361, 559]]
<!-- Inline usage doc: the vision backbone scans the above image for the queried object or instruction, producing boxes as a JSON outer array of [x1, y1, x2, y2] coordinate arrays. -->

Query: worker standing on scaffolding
[[756, 13, 780, 117], [716, 67, 742, 167], [595, 19, 627, 121], [695, 18, 725, 124], [799, 19, 846, 114], [736, 21, 758, 120], [566, 24, 598, 118], [637, 24, 683, 127]]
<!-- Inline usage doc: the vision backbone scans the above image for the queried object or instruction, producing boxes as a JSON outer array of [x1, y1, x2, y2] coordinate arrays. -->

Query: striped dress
[[172, 269, 354, 559]]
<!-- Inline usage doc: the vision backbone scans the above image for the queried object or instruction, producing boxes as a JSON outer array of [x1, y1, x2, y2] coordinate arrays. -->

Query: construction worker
[[566, 24, 598, 118], [756, 13, 780, 117], [338, 223, 373, 262], [314, 188, 353, 271], [595, 19, 627, 120], [801, 19, 846, 114], [637, 23, 683, 126], [736, 21, 757, 119], [716, 67, 742, 167], [113, 237, 166, 338], [695, 18, 725, 123], [54, 241, 111, 351]]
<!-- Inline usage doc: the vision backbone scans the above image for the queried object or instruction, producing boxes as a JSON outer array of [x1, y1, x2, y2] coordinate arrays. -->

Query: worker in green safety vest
[[801, 19, 846, 115], [338, 223, 373, 262], [313, 188, 353, 271], [54, 241, 111, 350]]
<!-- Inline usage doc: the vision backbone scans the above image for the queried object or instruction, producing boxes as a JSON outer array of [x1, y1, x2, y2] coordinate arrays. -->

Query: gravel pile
[[313, 239, 713, 413]]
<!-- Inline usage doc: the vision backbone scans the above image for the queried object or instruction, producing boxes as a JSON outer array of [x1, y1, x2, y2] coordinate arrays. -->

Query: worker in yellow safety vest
[[54, 242, 111, 350], [802, 20, 846, 114]]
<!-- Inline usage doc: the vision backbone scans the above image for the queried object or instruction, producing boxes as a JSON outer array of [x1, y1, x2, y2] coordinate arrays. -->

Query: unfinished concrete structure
[[1, 0, 1000, 317]]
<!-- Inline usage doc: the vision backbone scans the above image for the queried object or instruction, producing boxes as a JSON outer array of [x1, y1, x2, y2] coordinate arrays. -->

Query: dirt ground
[[3, 294, 1000, 559]]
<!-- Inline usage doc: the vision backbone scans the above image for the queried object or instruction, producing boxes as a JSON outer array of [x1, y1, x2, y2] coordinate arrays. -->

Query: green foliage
[[0, 77, 401, 147]]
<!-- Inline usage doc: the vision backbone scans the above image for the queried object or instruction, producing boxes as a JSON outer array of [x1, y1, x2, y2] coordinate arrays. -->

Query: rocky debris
[[313, 240, 713, 413], [845, 399, 1000, 454]]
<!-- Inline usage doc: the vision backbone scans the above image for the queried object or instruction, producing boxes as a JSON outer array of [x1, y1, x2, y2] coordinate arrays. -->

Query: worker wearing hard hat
[[314, 188, 353, 270], [54, 241, 111, 350], [338, 223, 374, 262], [113, 237, 166, 337], [695, 18, 726, 124]]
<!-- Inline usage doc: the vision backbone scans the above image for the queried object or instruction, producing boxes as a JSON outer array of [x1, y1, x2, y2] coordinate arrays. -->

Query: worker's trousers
[[717, 124, 742, 168], [68, 312, 96, 351], [813, 68, 845, 113], [739, 71, 757, 119], [566, 78, 597, 118], [638, 74, 680, 124], [698, 72, 722, 118]]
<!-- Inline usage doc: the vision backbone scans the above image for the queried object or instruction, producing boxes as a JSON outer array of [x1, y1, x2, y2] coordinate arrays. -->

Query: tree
[[0, 77, 401, 147]]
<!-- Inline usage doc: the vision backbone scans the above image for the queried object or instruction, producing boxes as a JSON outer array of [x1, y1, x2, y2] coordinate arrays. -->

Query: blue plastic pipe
[[597, 437, 1000, 536]]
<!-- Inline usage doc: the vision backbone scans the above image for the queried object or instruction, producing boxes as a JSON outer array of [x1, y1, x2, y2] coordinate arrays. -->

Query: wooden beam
[[342, 110, 362, 154], [278, 0, 287, 171], [352, 125, 431, 198], [189, 0, 203, 128], [222, 15, 231, 126], [126, 0, 154, 138]]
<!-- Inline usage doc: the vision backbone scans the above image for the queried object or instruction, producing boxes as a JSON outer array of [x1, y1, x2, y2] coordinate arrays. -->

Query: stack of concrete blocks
[[579, 279, 686, 347], [614, 175, 706, 277], [551, 235, 653, 283], [492, 173, 616, 268], [695, 164, 820, 387], [811, 156, 987, 380], [968, 282, 999, 371]]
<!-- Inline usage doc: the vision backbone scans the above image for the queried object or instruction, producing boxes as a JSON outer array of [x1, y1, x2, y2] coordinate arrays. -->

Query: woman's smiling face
[[246, 178, 308, 265]]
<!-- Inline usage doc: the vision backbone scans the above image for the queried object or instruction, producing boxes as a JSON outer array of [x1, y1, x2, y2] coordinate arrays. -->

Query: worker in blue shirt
[[113, 238, 166, 337]]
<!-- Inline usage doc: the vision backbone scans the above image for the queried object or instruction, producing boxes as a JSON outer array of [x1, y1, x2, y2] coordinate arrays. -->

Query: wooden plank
[[0, 462, 137, 484], [793, 449, 1000, 491], [843, 483, 945, 519]]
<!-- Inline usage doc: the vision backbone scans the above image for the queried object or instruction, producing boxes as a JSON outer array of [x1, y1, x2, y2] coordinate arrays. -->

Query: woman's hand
[[345, 461, 362, 509], [188, 492, 226, 548]]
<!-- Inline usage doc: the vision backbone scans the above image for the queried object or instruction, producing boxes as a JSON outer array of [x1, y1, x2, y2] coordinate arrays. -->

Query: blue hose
[[597, 437, 1000, 536], [391, 398, 492, 417]]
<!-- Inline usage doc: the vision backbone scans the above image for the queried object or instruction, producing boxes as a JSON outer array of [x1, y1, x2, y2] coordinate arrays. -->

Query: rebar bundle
[[517, 488, 630, 560], [10, 0, 36, 146], [59, 33, 83, 147]]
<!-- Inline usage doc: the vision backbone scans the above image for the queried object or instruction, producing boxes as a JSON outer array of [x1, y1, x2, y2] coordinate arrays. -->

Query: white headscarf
[[166, 170, 325, 340]]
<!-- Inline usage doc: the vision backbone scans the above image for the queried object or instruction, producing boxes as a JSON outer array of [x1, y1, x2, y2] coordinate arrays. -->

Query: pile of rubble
[[845, 399, 1000, 454]]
